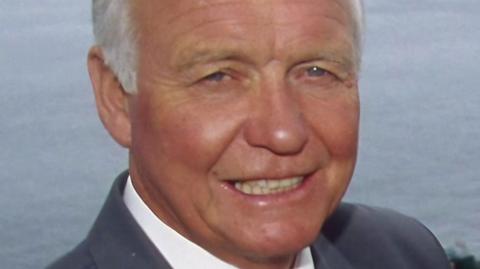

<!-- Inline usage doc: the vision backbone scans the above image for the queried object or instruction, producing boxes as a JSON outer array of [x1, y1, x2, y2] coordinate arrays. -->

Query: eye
[[289, 63, 340, 88], [306, 66, 327, 77], [203, 71, 230, 82]]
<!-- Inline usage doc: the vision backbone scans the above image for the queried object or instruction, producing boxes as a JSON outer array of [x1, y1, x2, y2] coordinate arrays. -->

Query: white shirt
[[123, 176, 314, 269]]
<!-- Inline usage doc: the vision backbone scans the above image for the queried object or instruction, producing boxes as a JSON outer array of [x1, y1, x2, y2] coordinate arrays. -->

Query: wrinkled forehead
[[130, 0, 358, 35], [130, 0, 359, 71]]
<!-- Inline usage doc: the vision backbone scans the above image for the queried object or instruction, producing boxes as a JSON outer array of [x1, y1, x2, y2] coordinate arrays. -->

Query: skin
[[88, 0, 360, 268]]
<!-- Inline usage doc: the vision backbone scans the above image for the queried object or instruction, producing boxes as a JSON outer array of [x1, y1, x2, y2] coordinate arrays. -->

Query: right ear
[[87, 46, 132, 148]]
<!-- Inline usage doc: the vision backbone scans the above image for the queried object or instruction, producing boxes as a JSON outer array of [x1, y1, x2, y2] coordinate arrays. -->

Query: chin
[[228, 218, 323, 261]]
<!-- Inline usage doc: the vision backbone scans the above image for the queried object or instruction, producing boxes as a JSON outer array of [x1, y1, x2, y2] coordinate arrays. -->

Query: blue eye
[[204, 71, 227, 82], [307, 66, 326, 77]]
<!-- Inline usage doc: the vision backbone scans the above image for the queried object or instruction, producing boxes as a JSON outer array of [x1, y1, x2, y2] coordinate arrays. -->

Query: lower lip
[[220, 173, 316, 206]]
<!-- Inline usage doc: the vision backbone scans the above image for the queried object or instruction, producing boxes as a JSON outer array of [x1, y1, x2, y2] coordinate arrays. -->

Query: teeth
[[234, 176, 304, 195]]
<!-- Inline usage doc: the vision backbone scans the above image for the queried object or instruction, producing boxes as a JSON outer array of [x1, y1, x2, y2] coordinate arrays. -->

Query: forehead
[[132, 0, 355, 32], [132, 0, 356, 67]]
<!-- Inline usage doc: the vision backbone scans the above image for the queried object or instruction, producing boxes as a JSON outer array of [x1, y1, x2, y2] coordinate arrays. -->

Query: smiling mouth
[[232, 176, 304, 195]]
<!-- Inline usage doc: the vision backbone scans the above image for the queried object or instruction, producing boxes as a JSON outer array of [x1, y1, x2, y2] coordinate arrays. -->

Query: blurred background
[[0, 0, 478, 268]]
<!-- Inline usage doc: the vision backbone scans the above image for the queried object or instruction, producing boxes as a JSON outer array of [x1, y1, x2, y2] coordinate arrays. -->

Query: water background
[[1, 1, 479, 268]]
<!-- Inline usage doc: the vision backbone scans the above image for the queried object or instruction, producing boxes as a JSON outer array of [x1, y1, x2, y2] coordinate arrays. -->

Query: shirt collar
[[123, 175, 314, 269]]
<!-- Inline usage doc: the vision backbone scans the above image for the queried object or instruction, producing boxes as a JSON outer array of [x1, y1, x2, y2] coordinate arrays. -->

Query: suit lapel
[[311, 234, 355, 269], [86, 171, 172, 269]]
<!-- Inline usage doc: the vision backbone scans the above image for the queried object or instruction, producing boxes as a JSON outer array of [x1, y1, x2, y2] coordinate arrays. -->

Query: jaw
[[197, 221, 319, 269], [129, 151, 354, 268], [197, 170, 343, 265]]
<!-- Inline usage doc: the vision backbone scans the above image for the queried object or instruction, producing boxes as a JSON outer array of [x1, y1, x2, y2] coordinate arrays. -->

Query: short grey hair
[[92, 0, 137, 92], [91, 0, 364, 94], [350, 0, 365, 68]]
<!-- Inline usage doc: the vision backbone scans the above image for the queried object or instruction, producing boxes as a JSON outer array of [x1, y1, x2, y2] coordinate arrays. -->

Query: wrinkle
[[165, 0, 252, 25]]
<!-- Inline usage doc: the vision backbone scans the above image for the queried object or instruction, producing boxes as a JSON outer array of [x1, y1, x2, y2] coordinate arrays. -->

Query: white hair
[[91, 0, 364, 94], [92, 0, 137, 92], [349, 0, 365, 69]]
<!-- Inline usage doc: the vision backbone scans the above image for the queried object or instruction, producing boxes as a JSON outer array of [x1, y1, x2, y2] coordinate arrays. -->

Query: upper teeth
[[234, 176, 304, 195]]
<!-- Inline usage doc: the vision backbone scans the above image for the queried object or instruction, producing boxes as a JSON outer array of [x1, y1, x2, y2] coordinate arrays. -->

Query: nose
[[243, 82, 308, 155]]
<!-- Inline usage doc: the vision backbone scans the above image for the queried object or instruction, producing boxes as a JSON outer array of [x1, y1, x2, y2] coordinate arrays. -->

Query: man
[[48, 0, 451, 268]]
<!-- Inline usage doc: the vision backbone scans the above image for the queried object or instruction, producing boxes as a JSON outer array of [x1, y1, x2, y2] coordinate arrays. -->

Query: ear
[[87, 46, 132, 148]]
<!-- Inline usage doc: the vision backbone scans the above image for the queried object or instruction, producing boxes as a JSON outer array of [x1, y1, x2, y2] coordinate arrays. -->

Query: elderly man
[[48, 0, 451, 268]]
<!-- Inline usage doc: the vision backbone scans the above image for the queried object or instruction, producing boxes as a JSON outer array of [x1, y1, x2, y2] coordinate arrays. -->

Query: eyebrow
[[317, 51, 355, 72], [287, 45, 356, 74], [171, 41, 253, 72], [171, 38, 357, 74]]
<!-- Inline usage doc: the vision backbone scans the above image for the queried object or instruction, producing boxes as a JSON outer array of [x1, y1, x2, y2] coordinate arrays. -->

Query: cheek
[[306, 97, 359, 158], [132, 94, 247, 172]]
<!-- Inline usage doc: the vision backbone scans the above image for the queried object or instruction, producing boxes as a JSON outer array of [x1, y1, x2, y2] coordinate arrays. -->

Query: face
[[127, 0, 359, 267]]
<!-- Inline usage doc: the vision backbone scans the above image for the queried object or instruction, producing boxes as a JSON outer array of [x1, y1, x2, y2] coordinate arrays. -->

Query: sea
[[0, 1, 478, 268]]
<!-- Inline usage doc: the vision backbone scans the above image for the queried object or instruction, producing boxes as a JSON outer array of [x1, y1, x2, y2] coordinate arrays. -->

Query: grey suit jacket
[[47, 171, 451, 269]]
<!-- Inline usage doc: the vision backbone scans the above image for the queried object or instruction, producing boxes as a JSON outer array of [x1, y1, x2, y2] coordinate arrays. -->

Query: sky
[[1, 1, 479, 268]]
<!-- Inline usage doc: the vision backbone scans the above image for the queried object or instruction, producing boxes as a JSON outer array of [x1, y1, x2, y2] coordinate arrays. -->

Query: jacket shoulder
[[320, 203, 451, 269], [46, 240, 97, 269]]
